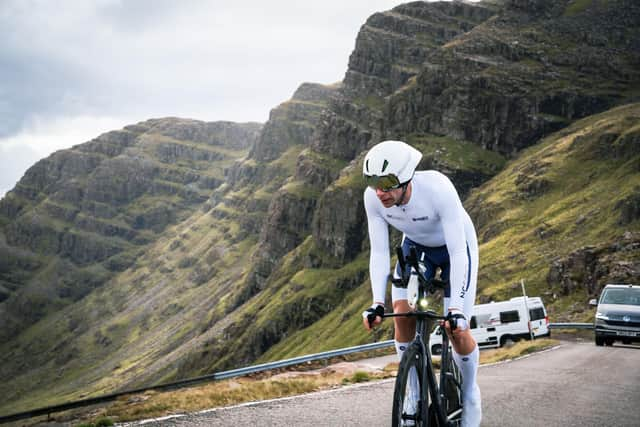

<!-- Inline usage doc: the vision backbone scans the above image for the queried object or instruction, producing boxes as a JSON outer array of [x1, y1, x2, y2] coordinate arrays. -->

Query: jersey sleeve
[[434, 173, 470, 312], [364, 189, 389, 305]]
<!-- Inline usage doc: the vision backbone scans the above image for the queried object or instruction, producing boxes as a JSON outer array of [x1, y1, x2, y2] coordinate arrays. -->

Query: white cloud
[[2, 1, 466, 198]]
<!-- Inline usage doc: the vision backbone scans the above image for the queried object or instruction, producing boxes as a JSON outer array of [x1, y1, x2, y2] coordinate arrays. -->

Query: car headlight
[[595, 312, 609, 320]]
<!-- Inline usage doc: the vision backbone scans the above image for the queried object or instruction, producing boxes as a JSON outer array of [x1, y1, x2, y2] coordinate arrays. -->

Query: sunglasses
[[365, 174, 402, 192]]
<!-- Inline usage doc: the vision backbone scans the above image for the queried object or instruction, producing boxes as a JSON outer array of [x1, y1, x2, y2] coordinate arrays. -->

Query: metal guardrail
[[0, 322, 595, 423], [0, 339, 395, 424], [549, 322, 593, 330]]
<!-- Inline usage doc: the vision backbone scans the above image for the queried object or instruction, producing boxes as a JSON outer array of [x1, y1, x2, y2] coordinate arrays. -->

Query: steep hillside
[[466, 103, 640, 320], [1, 0, 640, 415]]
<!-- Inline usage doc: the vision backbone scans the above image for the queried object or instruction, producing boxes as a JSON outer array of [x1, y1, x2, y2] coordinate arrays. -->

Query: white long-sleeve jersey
[[364, 170, 478, 312]]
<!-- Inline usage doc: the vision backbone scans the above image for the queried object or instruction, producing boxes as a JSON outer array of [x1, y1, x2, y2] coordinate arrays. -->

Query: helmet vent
[[365, 159, 370, 173], [382, 159, 389, 173]]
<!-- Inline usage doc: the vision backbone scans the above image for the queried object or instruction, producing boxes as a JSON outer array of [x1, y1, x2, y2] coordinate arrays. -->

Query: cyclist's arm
[[364, 189, 389, 305], [435, 176, 469, 314]]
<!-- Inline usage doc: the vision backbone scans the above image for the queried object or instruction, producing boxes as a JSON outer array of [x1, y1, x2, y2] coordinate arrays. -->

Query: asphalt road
[[123, 341, 640, 427]]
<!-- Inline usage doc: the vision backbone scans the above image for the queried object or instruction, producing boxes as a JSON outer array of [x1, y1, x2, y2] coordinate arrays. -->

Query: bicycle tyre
[[441, 348, 463, 425], [392, 344, 430, 427]]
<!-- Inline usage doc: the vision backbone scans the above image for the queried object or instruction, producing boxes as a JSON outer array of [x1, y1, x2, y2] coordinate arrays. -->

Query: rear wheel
[[595, 335, 604, 346], [393, 344, 430, 426], [500, 335, 516, 347]]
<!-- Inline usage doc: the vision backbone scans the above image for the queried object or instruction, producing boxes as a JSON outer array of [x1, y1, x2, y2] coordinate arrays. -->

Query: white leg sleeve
[[453, 345, 482, 427]]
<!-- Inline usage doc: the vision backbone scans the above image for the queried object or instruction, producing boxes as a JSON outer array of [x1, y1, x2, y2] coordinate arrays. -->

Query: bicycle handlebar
[[381, 310, 446, 320]]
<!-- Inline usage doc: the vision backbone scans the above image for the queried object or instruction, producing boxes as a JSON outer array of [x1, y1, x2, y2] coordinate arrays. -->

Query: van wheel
[[431, 344, 442, 356], [605, 339, 614, 346], [595, 336, 604, 346], [500, 336, 516, 347]]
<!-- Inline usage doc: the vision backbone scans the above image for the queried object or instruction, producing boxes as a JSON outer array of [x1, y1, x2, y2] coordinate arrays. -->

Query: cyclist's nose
[[375, 188, 386, 197]]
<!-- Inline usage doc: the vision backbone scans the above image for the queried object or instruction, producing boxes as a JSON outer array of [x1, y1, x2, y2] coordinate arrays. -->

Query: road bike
[[383, 247, 463, 426]]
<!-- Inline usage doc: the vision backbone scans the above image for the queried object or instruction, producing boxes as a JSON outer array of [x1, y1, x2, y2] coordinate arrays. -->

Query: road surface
[[122, 341, 640, 426]]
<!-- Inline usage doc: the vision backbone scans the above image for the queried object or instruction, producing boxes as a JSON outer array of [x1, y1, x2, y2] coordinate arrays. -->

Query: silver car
[[590, 284, 640, 346]]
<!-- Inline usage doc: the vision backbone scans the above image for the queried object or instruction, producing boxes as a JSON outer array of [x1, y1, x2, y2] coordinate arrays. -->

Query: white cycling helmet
[[363, 140, 423, 191]]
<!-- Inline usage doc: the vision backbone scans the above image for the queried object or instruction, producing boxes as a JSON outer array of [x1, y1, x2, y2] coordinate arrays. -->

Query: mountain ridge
[[1, 0, 639, 414]]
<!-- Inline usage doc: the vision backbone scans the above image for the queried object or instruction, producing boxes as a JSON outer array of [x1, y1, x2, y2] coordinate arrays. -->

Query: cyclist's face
[[375, 186, 404, 208]]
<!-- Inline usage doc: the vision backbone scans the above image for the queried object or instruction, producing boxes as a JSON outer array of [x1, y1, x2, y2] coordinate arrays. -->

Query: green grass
[[281, 180, 322, 199], [406, 134, 507, 175]]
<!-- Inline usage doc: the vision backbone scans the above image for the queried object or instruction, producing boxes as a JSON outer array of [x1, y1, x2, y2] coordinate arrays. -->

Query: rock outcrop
[[547, 232, 640, 297]]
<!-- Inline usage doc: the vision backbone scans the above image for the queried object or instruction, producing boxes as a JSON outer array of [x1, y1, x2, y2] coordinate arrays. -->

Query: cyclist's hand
[[362, 303, 385, 331], [444, 308, 469, 333], [444, 308, 476, 355]]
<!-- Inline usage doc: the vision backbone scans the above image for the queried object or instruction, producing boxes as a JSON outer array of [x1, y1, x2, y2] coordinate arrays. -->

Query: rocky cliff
[[0, 119, 261, 343], [387, 0, 640, 154]]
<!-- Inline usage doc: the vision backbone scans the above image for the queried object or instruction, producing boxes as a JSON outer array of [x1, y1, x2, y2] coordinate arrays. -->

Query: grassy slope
[[0, 193, 258, 412], [469, 103, 640, 320]]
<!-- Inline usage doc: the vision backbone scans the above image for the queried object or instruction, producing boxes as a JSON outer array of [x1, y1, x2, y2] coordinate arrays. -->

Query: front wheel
[[393, 344, 429, 426]]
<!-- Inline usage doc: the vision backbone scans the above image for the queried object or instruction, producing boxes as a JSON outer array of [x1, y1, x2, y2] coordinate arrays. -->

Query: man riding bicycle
[[361, 140, 481, 427]]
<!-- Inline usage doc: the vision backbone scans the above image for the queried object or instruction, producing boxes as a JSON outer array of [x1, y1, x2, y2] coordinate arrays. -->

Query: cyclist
[[361, 140, 481, 427]]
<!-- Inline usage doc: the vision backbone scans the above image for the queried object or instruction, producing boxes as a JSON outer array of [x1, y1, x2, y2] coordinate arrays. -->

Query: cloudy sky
[[0, 0, 449, 198]]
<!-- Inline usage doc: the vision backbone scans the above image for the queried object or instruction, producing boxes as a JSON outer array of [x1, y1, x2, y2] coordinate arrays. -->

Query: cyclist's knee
[[393, 300, 415, 341]]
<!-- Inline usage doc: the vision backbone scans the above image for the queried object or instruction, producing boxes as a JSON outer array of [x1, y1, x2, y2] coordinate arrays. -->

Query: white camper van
[[430, 297, 550, 355]]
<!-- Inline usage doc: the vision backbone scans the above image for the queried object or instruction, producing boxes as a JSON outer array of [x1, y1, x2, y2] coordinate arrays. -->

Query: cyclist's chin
[[379, 197, 397, 208]]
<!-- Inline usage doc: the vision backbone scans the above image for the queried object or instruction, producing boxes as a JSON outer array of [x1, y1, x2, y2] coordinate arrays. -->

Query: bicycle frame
[[384, 246, 463, 426]]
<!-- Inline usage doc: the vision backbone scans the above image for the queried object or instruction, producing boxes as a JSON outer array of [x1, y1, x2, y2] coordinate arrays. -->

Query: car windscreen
[[601, 288, 640, 306]]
